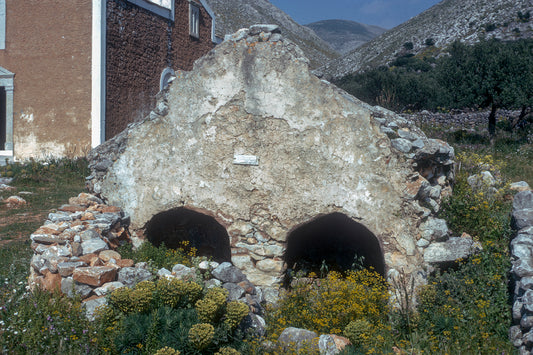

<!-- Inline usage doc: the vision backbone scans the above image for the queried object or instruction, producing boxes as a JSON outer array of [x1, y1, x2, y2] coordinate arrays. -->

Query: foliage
[[414, 244, 513, 354], [343, 319, 374, 348], [117, 241, 194, 270], [267, 269, 390, 338], [0, 287, 96, 354], [105, 283, 252, 354], [440, 152, 513, 243], [336, 39, 533, 135], [189, 323, 215, 350]]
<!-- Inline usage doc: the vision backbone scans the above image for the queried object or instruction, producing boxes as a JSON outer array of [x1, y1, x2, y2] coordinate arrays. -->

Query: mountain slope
[[205, 0, 339, 69], [306, 20, 386, 54], [319, 0, 533, 79]]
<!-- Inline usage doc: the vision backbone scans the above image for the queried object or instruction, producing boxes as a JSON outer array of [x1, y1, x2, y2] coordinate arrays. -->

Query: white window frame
[[189, 1, 200, 38], [128, 0, 174, 21], [0, 66, 14, 155], [0, 0, 6, 49]]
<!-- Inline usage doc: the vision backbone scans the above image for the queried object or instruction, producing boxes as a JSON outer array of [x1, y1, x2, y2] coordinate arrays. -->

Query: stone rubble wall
[[84, 25, 483, 292], [27, 192, 270, 323], [509, 190, 533, 354]]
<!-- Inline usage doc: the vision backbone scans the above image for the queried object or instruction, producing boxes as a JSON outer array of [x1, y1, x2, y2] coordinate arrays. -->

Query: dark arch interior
[[284, 213, 385, 278], [144, 208, 231, 263]]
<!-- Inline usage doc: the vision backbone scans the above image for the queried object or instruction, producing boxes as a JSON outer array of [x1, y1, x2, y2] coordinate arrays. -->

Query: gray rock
[[157, 268, 172, 278], [262, 286, 280, 304], [58, 261, 87, 277], [521, 277, 533, 290], [513, 209, 533, 231], [83, 296, 108, 321], [223, 282, 246, 301], [419, 217, 449, 241], [514, 300, 524, 322], [79, 229, 101, 241], [319, 334, 339, 355], [81, 238, 108, 254], [523, 330, 533, 347], [416, 238, 430, 248], [171, 264, 196, 280], [522, 315, 533, 329], [270, 33, 282, 42], [205, 278, 222, 288], [510, 325, 523, 347], [523, 289, 533, 313], [30, 234, 67, 245], [249, 24, 280, 35], [511, 181, 531, 192], [424, 237, 482, 265], [117, 267, 153, 287], [411, 138, 425, 150], [278, 327, 318, 352], [397, 129, 420, 141], [61, 277, 93, 299], [391, 138, 413, 153], [212, 262, 247, 283], [48, 212, 72, 223], [514, 190, 533, 212], [198, 260, 219, 271], [41, 245, 71, 258], [243, 314, 266, 337], [94, 281, 125, 296], [30, 254, 47, 273]]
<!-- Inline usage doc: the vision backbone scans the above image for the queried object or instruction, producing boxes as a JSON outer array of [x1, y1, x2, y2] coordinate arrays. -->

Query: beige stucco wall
[[0, 0, 92, 160]]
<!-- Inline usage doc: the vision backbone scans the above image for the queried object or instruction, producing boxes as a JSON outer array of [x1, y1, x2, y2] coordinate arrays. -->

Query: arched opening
[[144, 208, 231, 262], [284, 213, 385, 279]]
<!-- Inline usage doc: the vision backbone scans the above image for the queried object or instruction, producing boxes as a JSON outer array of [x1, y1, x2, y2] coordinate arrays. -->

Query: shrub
[[266, 269, 389, 337], [215, 347, 241, 355], [224, 301, 249, 329], [403, 42, 414, 50], [117, 241, 193, 270], [154, 346, 181, 355], [343, 319, 373, 348], [425, 38, 435, 46], [188, 323, 215, 350]]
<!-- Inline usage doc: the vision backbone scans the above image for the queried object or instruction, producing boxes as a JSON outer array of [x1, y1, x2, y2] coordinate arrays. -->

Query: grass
[[0, 118, 531, 354]]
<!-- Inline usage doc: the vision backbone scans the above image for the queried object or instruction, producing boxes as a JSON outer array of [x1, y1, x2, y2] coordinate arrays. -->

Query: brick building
[[0, 0, 217, 162]]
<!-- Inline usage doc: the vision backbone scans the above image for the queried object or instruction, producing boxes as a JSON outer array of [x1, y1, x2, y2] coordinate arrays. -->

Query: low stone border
[[509, 190, 533, 353]]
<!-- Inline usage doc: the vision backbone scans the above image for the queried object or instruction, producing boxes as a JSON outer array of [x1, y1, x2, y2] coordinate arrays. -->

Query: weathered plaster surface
[[89, 28, 453, 287]]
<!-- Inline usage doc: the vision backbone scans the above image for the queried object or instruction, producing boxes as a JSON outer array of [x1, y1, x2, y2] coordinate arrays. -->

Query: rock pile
[[27, 193, 268, 324], [510, 190, 533, 353]]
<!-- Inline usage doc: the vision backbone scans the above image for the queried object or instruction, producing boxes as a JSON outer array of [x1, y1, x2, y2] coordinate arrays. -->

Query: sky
[[268, 0, 441, 29]]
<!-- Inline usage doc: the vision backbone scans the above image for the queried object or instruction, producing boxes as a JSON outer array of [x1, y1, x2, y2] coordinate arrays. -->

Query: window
[[0, 66, 14, 154], [0, 0, 5, 49], [189, 1, 200, 38]]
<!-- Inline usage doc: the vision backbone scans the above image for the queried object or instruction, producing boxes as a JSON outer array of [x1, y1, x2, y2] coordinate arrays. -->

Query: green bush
[[188, 323, 215, 350], [117, 241, 193, 270]]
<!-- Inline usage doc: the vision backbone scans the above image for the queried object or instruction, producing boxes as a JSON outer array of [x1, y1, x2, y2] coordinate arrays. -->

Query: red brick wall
[[105, 0, 214, 139], [0, 0, 92, 159]]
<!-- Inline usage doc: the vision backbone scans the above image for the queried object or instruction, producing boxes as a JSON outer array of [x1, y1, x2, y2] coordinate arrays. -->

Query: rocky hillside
[[306, 20, 386, 54], [204, 0, 339, 68], [319, 0, 533, 79]]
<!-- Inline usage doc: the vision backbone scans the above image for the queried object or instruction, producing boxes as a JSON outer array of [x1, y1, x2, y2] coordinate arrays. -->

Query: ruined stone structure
[[88, 25, 458, 288], [0, 0, 217, 162]]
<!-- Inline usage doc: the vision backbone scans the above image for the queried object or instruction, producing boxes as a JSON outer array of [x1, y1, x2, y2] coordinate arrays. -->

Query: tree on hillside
[[437, 39, 533, 135]]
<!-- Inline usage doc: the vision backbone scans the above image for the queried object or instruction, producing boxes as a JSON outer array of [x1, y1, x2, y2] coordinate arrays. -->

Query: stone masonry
[[87, 25, 463, 290]]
